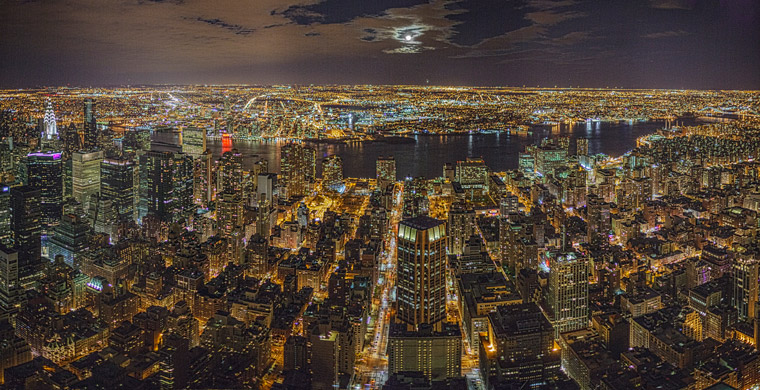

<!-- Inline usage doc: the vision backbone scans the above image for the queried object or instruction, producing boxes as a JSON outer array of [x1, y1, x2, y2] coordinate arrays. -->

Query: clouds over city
[[0, 0, 758, 88]]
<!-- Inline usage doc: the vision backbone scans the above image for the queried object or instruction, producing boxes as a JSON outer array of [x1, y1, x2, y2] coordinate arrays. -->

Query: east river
[[208, 119, 700, 179]]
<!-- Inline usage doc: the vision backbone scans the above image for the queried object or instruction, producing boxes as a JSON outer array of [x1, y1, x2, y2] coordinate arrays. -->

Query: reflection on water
[[208, 120, 689, 179]]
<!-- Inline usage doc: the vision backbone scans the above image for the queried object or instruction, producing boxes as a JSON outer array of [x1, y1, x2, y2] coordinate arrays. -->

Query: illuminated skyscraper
[[390, 216, 461, 381], [545, 250, 589, 337], [26, 152, 63, 231], [455, 158, 489, 192], [217, 191, 243, 237], [217, 149, 243, 194], [0, 186, 11, 246], [534, 145, 567, 177], [82, 99, 97, 150], [396, 216, 447, 330], [376, 156, 396, 190], [139, 150, 193, 222], [47, 213, 91, 267], [181, 126, 206, 157], [71, 150, 103, 211], [402, 177, 428, 219], [193, 150, 213, 208], [41, 100, 58, 149], [280, 143, 314, 198], [447, 201, 474, 256], [100, 158, 137, 223], [10, 186, 42, 286], [576, 137, 589, 156], [321, 154, 343, 191], [732, 255, 759, 321], [586, 194, 611, 245], [0, 246, 22, 315]]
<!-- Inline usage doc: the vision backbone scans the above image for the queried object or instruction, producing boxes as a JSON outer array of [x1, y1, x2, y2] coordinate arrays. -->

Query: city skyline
[[1, 0, 759, 89]]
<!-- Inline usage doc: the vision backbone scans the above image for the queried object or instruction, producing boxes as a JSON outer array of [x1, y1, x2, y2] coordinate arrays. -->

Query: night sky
[[1, 0, 758, 89]]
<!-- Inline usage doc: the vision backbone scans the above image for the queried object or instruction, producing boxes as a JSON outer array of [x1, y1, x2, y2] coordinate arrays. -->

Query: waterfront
[[209, 119, 698, 178]]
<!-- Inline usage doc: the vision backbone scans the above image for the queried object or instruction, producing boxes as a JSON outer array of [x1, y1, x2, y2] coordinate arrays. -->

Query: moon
[[405, 34, 412, 41]]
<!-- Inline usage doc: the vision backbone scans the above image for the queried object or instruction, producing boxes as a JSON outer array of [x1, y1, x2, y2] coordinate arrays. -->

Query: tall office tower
[[47, 214, 91, 266], [534, 145, 567, 177], [25, 152, 63, 231], [479, 303, 561, 389], [82, 99, 97, 150], [396, 216, 448, 331], [181, 126, 206, 157], [447, 201, 475, 256], [402, 177, 428, 219], [0, 186, 11, 246], [217, 149, 243, 194], [217, 191, 243, 237], [390, 216, 461, 381], [732, 255, 759, 321], [586, 194, 611, 245], [257, 173, 276, 207], [321, 154, 343, 191], [100, 158, 136, 223], [139, 150, 193, 222], [193, 151, 213, 208], [0, 246, 22, 316], [576, 137, 589, 156], [41, 100, 58, 150], [455, 158, 489, 193], [10, 186, 42, 286], [376, 156, 397, 190], [280, 143, 314, 199], [71, 150, 103, 211], [545, 251, 589, 337]]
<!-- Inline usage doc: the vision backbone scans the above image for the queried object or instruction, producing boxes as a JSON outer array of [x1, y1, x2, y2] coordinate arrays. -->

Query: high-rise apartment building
[[586, 194, 611, 245], [376, 156, 396, 190], [280, 143, 315, 199], [218, 149, 243, 194], [217, 191, 243, 237], [322, 154, 343, 191], [447, 201, 475, 256], [402, 177, 428, 219]]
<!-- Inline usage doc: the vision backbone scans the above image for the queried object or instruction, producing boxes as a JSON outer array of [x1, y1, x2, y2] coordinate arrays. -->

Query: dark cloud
[[444, 0, 532, 46], [190, 17, 255, 35], [278, 0, 429, 25]]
